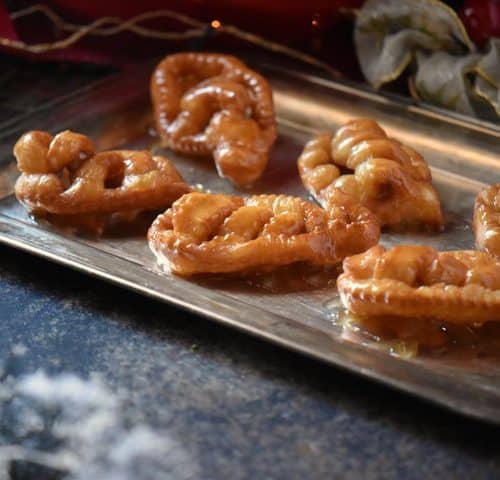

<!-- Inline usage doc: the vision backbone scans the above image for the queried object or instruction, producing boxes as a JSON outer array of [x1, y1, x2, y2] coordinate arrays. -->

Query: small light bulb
[[211, 20, 221, 29]]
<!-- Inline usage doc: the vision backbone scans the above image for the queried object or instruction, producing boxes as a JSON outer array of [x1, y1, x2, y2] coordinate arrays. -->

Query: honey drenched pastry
[[337, 245, 500, 324], [151, 53, 277, 186], [148, 191, 379, 276], [474, 184, 500, 257], [14, 130, 191, 233], [298, 118, 444, 230]]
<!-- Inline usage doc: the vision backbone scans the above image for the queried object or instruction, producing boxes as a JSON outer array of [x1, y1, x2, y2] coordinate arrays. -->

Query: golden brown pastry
[[298, 118, 444, 230], [151, 52, 277, 186], [14, 130, 191, 233], [337, 245, 500, 324], [474, 184, 500, 257], [148, 191, 379, 276]]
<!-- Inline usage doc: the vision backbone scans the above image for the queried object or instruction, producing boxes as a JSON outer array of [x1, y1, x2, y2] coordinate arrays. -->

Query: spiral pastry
[[298, 118, 443, 230], [148, 191, 379, 276], [151, 53, 277, 186], [14, 130, 190, 233], [474, 184, 500, 257], [338, 245, 500, 324]]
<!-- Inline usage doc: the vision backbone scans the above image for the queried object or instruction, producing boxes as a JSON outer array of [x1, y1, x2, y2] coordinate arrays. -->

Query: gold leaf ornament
[[475, 38, 500, 116], [415, 50, 481, 116], [414, 40, 500, 120], [355, 0, 475, 89]]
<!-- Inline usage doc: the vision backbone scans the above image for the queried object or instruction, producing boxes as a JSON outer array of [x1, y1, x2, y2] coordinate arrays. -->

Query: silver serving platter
[[1, 63, 499, 423]]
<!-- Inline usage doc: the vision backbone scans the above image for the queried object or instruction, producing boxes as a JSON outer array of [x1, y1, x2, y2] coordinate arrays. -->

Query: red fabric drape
[[0, 0, 363, 73]]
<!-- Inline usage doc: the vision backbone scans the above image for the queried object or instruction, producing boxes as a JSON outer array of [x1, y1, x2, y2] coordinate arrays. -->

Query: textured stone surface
[[1, 244, 500, 479]]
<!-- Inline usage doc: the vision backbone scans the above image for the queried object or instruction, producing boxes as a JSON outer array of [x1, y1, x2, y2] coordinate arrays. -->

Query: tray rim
[[1, 212, 500, 425], [1, 57, 499, 144], [269, 65, 500, 136]]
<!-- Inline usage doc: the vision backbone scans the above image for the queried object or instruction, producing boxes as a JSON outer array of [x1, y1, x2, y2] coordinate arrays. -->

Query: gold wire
[[1, 4, 342, 78]]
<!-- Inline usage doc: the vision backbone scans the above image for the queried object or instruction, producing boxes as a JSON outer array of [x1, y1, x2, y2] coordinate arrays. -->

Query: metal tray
[[1, 62, 500, 423]]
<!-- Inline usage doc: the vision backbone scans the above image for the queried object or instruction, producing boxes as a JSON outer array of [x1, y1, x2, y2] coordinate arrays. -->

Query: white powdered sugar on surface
[[0, 364, 198, 480]]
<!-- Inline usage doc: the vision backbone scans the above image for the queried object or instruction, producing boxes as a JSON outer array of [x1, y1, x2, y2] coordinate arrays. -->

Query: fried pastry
[[474, 184, 500, 257], [14, 130, 191, 233], [298, 118, 444, 230], [148, 191, 379, 276], [337, 245, 500, 324], [151, 52, 277, 186]]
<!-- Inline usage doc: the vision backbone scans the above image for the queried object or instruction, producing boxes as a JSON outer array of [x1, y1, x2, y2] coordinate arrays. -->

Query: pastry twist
[[151, 53, 277, 186], [148, 191, 379, 276], [338, 245, 500, 324], [474, 184, 500, 257], [14, 130, 190, 232], [298, 118, 443, 230]]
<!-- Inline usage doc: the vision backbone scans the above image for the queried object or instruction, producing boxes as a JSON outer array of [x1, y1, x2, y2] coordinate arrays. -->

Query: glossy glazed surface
[[338, 245, 500, 323], [148, 191, 379, 275], [298, 118, 444, 230], [151, 53, 277, 186]]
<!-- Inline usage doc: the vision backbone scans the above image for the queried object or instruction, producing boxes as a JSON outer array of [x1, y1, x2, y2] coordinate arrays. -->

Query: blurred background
[[1, 0, 499, 122]]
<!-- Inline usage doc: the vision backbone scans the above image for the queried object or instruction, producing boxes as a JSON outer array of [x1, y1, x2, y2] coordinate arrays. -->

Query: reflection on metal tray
[[0, 63, 499, 423]]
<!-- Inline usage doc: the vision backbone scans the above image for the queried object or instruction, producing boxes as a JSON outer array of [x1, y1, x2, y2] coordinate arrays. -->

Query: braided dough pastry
[[474, 184, 500, 257], [298, 118, 443, 230], [14, 130, 191, 233], [148, 191, 379, 276], [338, 245, 500, 324], [151, 52, 277, 186]]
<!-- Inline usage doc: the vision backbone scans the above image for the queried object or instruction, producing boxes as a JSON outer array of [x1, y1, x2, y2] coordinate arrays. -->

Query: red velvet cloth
[[0, 0, 363, 75], [0, 0, 17, 40], [460, 0, 500, 47]]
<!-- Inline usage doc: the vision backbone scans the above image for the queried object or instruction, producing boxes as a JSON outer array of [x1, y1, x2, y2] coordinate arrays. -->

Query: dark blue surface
[[1, 243, 500, 479]]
